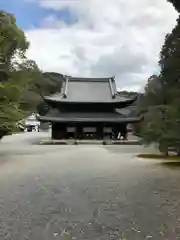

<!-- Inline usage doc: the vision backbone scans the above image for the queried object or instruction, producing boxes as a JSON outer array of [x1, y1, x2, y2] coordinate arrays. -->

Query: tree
[[137, 23, 180, 156], [0, 11, 29, 77], [0, 11, 39, 138], [136, 1, 180, 156], [138, 103, 180, 156]]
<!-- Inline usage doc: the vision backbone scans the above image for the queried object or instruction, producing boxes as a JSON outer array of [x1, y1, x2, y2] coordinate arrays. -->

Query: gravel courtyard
[[0, 132, 180, 239]]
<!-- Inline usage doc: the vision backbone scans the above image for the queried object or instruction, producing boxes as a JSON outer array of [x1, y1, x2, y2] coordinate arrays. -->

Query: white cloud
[[26, 0, 178, 91]]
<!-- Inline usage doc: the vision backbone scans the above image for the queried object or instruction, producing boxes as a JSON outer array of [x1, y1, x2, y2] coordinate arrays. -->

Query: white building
[[19, 113, 40, 132]]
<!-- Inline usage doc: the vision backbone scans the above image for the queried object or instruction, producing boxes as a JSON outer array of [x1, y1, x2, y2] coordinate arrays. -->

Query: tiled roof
[[44, 76, 137, 104]]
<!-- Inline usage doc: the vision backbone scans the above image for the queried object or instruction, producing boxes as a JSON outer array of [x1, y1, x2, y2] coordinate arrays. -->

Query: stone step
[[40, 139, 141, 145]]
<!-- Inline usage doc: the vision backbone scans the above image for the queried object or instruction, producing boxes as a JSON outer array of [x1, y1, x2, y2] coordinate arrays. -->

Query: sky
[[0, 0, 178, 91]]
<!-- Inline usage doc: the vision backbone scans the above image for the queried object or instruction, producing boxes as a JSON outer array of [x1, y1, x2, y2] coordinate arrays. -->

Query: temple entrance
[[83, 127, 97, 139], [67, 126, 76, 139], [51, 123, 128, 140], [52, 123, 67, 139]]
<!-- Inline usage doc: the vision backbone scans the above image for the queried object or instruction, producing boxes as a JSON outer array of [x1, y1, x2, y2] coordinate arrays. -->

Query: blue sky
[[0, 0, 74, 29]]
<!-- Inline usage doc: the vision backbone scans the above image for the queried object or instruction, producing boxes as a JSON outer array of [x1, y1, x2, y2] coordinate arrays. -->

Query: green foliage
[[159, 17, 180, 93], [0, 10, 39, 138], [0, 11, 63, 138], [136, 1, 180, 155], [20, 72, 64, 113], [117, 90, 138, 98], [137, 73, 180, 155], [0, 59, 40, 136], [37, 102, 50, 116], [137, 16, 180, 155], [39, 72, 64, 94], [0, 11, 29, 74]]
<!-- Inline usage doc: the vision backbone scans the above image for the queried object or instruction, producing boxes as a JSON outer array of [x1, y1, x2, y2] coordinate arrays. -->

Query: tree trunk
[[164, 150, 169, 157], [176, 146, 180, 156], [159, 142, 169, 157]]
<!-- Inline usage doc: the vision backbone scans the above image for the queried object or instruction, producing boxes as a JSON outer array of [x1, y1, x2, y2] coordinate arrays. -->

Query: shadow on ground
[[160, 161, 180, 169]]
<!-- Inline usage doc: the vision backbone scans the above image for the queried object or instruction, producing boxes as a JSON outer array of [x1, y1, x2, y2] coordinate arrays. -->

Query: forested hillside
[[20, 72, 64, 112]]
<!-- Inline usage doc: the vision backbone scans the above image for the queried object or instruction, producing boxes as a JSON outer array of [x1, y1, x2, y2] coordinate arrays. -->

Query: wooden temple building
[[38, 76, 141, 140]]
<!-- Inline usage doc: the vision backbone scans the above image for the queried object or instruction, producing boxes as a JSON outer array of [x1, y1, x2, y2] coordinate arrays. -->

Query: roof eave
[[37, 116, 141, 123], [43, 97, 137, 106]]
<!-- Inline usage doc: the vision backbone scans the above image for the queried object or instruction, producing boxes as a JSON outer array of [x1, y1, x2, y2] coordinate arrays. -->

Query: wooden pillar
[[52, 123, 57, 139], [76, 124, 83, 139], [97, 124, 103, 140], [120, 124, 128, 140]]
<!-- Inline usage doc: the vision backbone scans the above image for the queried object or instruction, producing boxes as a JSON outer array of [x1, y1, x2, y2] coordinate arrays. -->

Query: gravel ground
[[0, 132, 180, 239]]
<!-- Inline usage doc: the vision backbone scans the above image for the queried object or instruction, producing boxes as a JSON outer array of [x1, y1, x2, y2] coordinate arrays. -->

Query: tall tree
[[137, 2, 180, 155], [0, 11, 29, 78], [0, 11, 39, 138]]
